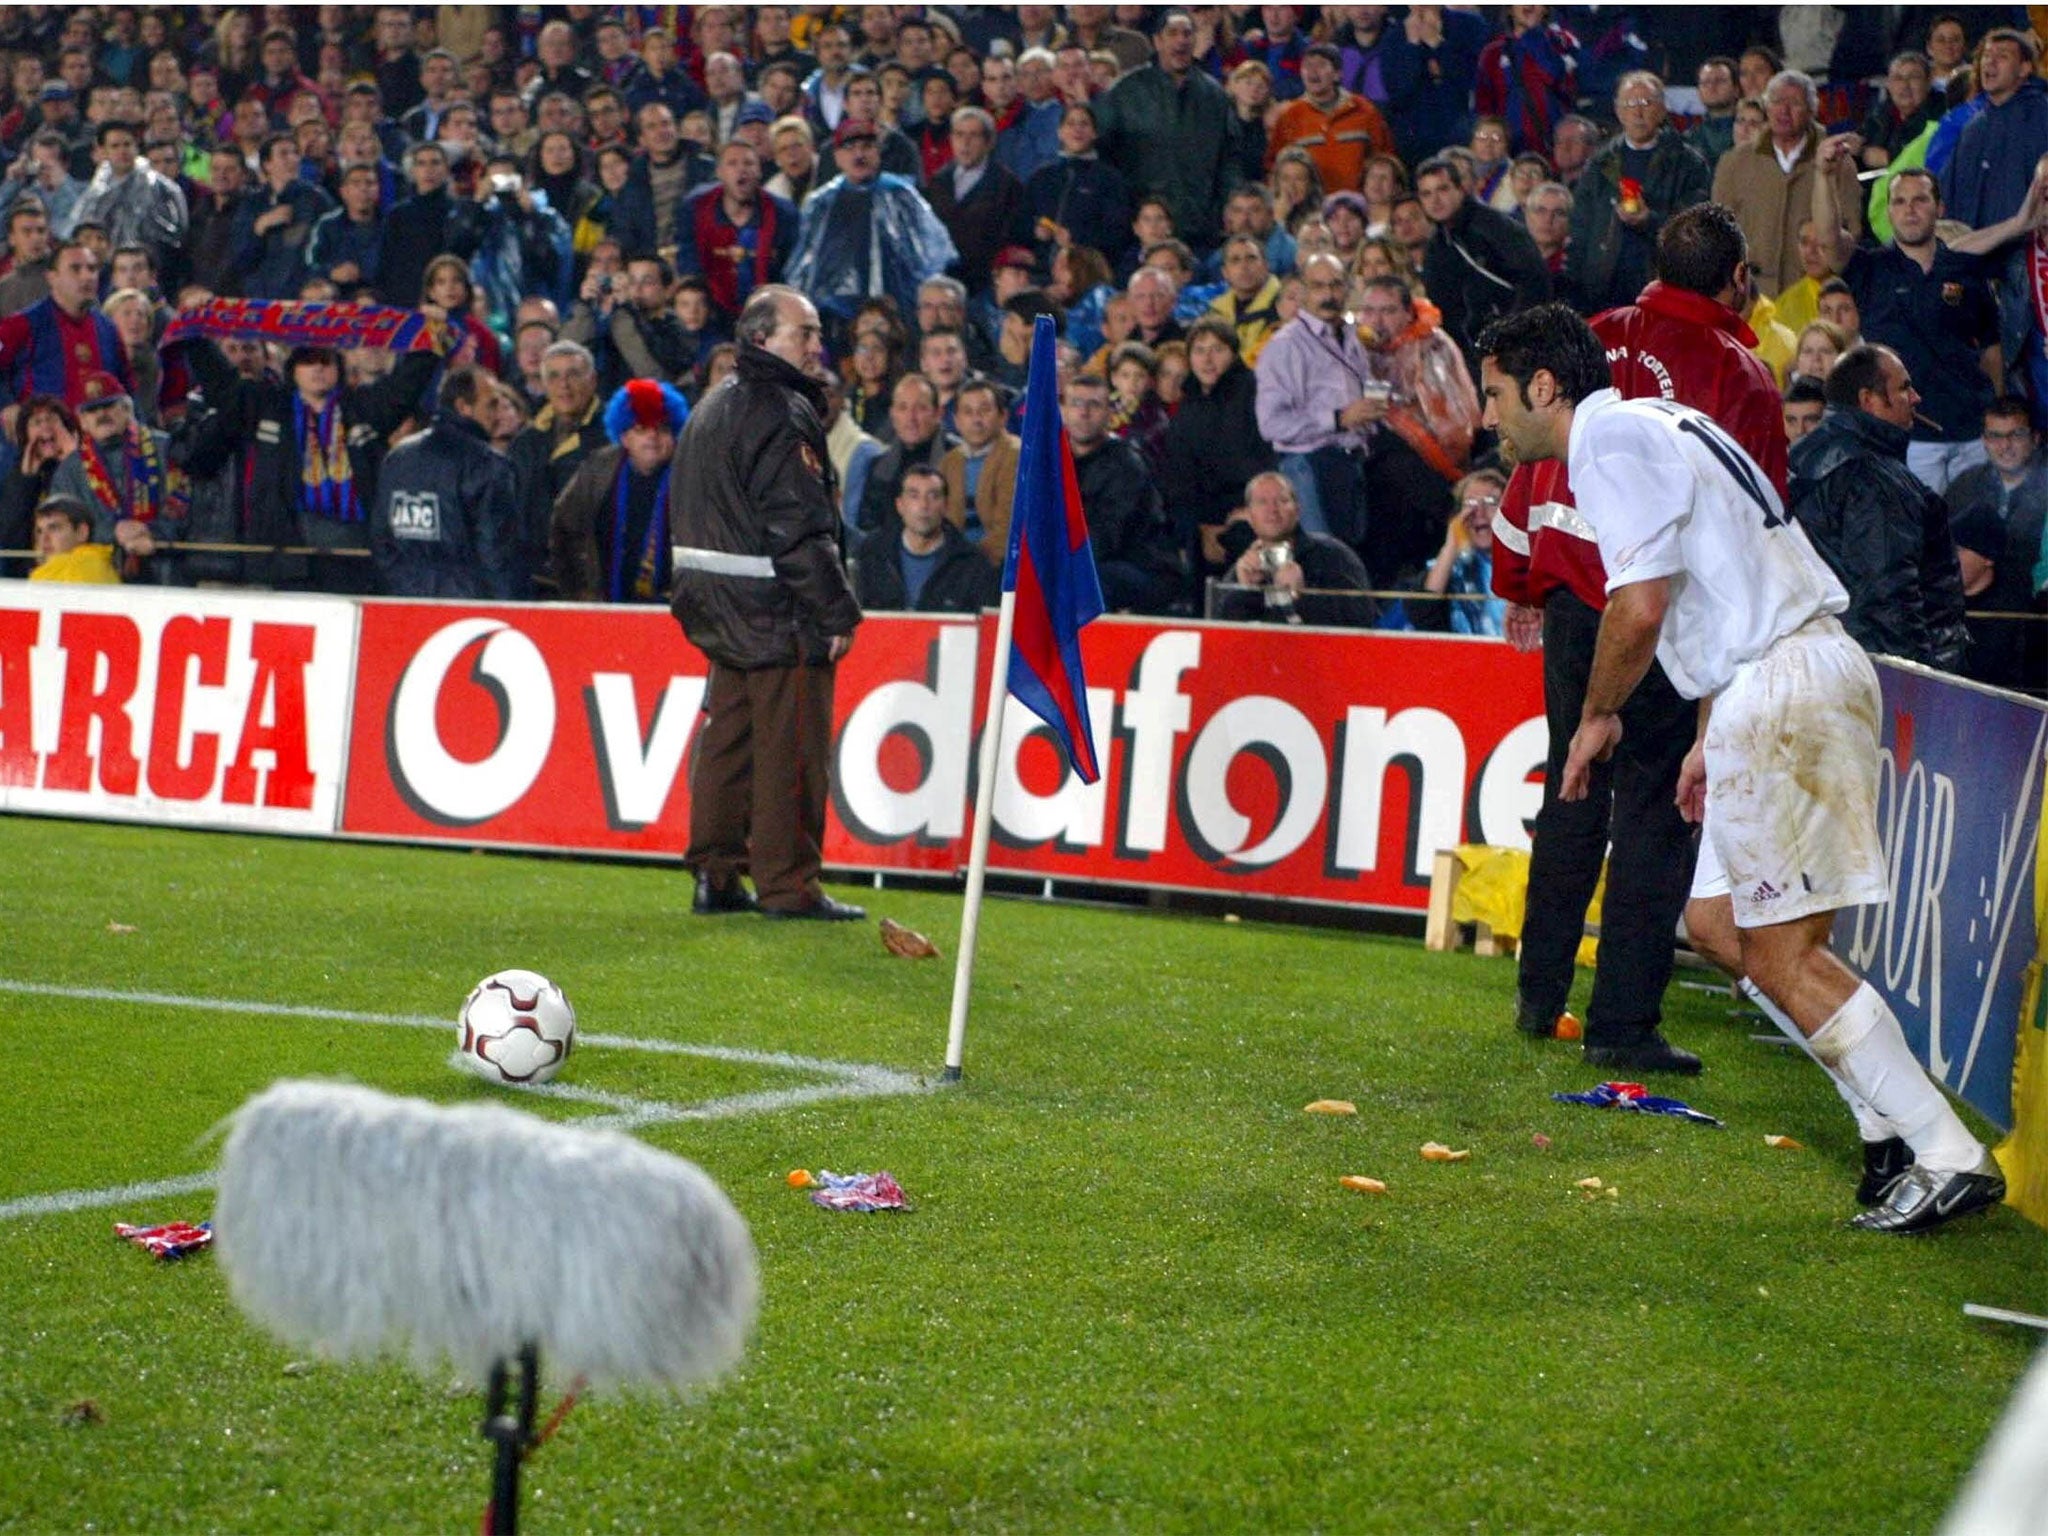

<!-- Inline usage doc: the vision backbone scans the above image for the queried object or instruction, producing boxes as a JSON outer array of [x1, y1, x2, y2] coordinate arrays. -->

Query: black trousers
[[1517, 589, 1698, 1045]]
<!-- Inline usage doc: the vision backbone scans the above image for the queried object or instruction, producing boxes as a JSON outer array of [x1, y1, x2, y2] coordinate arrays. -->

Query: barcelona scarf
[[610, 463, 670, 602], [79, 421, 178, 528], [292, 394, 360, 524], [159, 298, 449, 357], [80, 420, 182, 577]]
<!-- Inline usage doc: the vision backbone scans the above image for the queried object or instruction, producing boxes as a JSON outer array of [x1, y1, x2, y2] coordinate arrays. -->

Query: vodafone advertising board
[[0, 582, 357, 832], [345, 603, 1547, 910]]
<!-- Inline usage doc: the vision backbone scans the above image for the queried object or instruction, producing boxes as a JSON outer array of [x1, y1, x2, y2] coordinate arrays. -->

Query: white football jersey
[[1565, 389, 1847, 699]]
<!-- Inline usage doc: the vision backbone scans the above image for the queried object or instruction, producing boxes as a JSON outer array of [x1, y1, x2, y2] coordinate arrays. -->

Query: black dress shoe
[[1516, 997, 1562, 1037], [1581, 1033, 1703, 1076], [761, 895, 867, 922], [693, 874, 758, 915]]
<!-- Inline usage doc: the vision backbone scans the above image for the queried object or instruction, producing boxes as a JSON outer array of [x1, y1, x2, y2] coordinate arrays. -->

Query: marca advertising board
[[0, 582, 357, 833], [341, 603, 1550, 911], [1842, 663, 2047, 1130]]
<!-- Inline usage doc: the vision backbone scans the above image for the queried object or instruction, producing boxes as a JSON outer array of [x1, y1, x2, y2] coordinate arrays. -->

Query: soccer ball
[[456, 970, 576, 1086]]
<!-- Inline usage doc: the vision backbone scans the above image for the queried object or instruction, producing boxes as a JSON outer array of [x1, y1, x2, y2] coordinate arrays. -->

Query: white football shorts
[[1689, 616, 1889, 928]]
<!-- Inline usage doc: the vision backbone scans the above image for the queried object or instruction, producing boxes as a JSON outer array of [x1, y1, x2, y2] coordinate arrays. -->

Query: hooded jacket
[[783, 171, 959, 321], [668, 344, 860, 670], [371, 403, 526, 600], [70, 161, 188, 273], [1788, 407, 1970, 670], [1941, 75, 2048, 229]]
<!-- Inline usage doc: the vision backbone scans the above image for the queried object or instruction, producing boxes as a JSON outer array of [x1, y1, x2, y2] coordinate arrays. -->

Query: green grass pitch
[[2, 816, 2043, 1533]]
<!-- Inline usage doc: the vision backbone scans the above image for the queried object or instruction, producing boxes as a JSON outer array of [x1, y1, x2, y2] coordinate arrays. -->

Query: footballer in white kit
[[1477, 305, 2004, 1236], [1561, 391, 1886, 929]]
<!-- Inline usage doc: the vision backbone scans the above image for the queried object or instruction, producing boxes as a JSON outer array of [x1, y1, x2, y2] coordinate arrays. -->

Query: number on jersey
[[1641, 401, 1785, 530]]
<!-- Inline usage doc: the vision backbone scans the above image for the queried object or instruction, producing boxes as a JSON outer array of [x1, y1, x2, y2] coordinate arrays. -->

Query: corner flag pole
[[943, 587, 1018, 1082], [941, 314, 1102, 1084]]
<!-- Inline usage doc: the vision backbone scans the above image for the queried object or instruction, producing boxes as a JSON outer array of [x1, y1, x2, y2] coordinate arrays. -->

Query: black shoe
[[1855, 1136, 1915, 1207], [1581, 1033, 1703, 1076], [760, 895, 867, 922], [1516, 997, 1561, 1037], [1849, 1154, 2005, 1234], [693, 874, 758, 915]]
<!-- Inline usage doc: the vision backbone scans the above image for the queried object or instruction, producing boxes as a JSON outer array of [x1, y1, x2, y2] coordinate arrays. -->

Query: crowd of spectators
[[0, 5, 2039, 693]]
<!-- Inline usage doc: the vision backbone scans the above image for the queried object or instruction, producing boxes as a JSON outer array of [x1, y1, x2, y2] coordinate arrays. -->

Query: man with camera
[[468, 155, 572, 334], [606, 254, 695, 389], [1225, 470, 1376, 627], [1253, 251, 1394, 551]]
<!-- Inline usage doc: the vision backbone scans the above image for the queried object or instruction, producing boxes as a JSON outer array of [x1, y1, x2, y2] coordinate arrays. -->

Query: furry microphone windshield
[[212, 1080, 759, 1391]]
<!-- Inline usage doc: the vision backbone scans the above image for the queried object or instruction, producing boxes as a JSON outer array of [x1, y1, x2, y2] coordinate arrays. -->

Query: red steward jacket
[[1492, 281, 1787, 610]]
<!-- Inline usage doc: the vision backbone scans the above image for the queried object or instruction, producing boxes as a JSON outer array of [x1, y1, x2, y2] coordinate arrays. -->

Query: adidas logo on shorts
[[1750, 879, 1783, 903]]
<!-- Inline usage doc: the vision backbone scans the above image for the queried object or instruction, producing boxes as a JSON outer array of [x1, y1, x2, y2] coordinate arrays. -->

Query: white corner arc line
[[0, 979, 932, 1223]]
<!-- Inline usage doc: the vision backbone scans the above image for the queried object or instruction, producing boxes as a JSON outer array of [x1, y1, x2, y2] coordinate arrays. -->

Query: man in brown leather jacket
[[669, 283, 865, 921]]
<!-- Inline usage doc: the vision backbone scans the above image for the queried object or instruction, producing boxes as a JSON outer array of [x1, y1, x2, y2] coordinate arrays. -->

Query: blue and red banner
[[159, 298, 446, 356]]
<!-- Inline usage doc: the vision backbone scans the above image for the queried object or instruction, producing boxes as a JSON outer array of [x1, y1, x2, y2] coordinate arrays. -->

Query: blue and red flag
[[1001, 315, 1105, 783]]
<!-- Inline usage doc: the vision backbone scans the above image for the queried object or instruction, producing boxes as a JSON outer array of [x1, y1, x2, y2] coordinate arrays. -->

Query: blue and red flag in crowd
[[1001, 315, 1104, 784]]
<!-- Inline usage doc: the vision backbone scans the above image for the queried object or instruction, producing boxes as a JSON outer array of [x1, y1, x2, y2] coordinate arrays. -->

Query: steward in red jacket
[[1493, 278, 1785, 611]]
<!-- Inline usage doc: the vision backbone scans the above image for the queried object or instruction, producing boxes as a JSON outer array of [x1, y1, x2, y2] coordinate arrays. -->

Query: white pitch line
[[0, 1172, 219, 1222], [0, 979, 932, 1223]]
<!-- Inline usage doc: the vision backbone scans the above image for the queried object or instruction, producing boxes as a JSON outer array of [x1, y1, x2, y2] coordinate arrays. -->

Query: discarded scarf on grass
[[1551, 1081, 1724, 1127], [159, 297, 447, 356], [114, 1220, 213, 1259], [808, 1170, 910, 1212]]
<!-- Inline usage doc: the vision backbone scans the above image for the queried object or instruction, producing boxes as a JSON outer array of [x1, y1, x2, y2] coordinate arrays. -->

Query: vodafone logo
[[387, 618, 556, 824]]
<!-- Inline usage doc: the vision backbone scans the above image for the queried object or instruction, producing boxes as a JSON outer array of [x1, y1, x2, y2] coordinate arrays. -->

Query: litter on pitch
[[806, 1171, 911, 1212], [1552, 1081, 1723, 1127], [1303, 1099, 1357, 1115], [114, 1220, 213, 1259]]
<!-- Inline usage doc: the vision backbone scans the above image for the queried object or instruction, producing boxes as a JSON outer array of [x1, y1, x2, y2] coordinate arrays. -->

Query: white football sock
[[1808, 983, 1984, 1176], [1739, 977, 1893, 1142]]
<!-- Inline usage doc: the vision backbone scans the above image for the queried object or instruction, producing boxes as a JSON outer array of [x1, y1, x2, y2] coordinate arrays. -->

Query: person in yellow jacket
[[1773, 219, 1836, 335], [27, 495, 119, 583], [1744, 278, 1800, 385]]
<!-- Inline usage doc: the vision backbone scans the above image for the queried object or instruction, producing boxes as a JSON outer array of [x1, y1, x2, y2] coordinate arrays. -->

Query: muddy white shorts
[[1689, 616, 1889, 929]]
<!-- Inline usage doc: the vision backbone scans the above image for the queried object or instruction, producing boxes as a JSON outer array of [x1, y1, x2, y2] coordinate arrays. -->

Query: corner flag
[[1001, 314, 1105, 783]]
